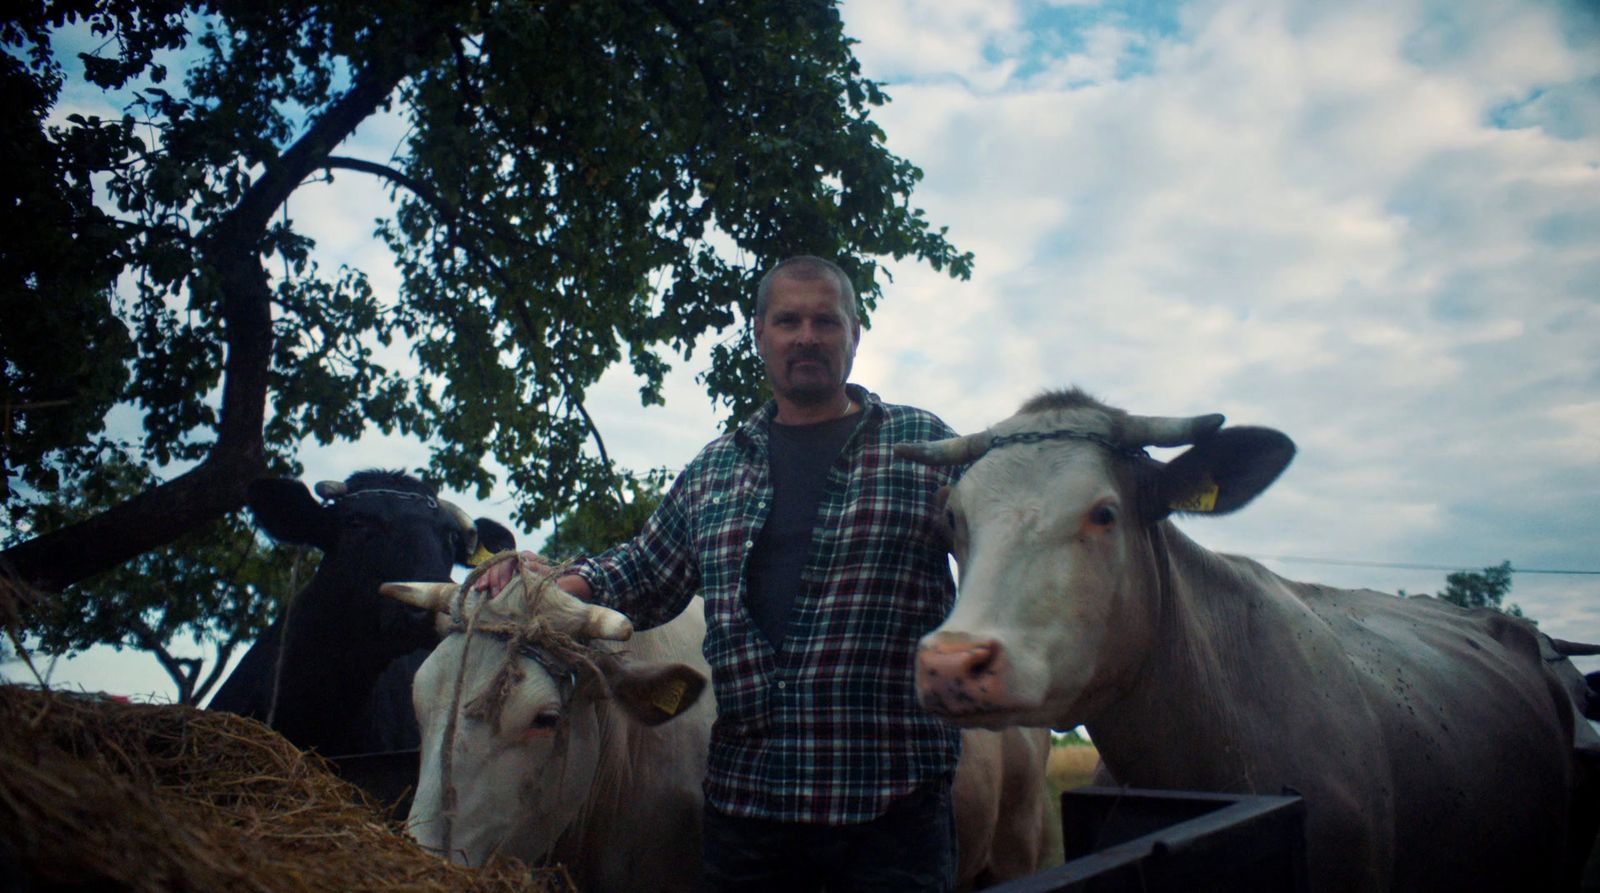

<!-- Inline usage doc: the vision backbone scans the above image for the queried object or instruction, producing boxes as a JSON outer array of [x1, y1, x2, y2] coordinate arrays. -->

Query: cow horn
[[379, 581, 460, 613], [894, 430, 995, 466], [437, 498, 479, 555], [500, 573, 634, 642], [1549, 637, 1600, 657], [1121, 413, 1226, 448], [314, 480, 348, 499]]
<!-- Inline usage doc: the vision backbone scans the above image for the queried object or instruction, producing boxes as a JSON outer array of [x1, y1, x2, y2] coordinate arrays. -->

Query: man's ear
[[599, 660, 709, 726], [1145, 427, 1296, 522], [246, 479, 337, 550]]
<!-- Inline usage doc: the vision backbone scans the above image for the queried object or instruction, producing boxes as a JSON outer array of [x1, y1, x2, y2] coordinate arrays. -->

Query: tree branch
[[323, 156, 619, 485], [192, 633, 243, 706], [0, 31, 439, 595], [129, 619, 199, 705]]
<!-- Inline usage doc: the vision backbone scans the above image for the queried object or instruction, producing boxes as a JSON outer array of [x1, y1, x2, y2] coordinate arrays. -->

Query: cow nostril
[[920, 636, 1004, 682], [967, 641, 1000, 677]]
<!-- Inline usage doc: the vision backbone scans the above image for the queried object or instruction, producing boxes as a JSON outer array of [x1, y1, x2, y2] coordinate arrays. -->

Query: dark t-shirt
[[745, 411, 859, 651]]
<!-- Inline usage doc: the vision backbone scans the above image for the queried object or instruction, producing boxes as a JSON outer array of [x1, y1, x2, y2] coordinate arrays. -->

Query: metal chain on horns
[[988, 428, 1152, 461], [321, 487, 439, 508]]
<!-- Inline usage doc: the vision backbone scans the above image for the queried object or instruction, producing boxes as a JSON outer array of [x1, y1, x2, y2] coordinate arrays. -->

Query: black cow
[[208, 469, 515, 756]]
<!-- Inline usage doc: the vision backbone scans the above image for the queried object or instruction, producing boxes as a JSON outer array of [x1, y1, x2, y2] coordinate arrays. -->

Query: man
[[482, 256, 963, 891]]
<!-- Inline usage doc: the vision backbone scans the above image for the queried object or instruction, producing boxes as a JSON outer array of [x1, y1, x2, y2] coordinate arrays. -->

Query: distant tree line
[[1402, 560, 1526, 619]]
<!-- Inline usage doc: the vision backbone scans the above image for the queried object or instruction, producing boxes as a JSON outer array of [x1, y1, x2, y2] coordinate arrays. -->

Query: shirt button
[[744, 540, 754, 549], [776, 681, 787, 690], [758, 500, 767, 508]]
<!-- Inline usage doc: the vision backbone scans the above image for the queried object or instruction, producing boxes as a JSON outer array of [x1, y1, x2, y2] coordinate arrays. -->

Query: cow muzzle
[[916, 632, 1034, 723]]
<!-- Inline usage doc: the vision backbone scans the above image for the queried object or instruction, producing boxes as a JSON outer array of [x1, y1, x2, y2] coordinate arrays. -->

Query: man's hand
[[470, 550, 552, 596]]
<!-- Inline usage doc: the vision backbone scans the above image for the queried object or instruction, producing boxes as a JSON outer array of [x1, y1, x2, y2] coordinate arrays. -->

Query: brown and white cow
[[383, 571, 1052, 891], [898, 387, 1600, 892]]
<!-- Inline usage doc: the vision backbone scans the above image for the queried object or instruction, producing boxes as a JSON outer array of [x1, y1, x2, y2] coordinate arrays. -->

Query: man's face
[[753, 274, 861, 407]]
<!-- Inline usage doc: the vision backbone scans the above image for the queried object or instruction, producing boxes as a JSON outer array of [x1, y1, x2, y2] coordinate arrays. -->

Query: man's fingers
[[471, 553, 517, 593]]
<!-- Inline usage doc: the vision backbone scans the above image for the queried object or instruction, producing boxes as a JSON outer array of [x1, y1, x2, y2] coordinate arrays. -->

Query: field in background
[[1047, 742, 1100, 792], [1039, 740, 1100, 868]]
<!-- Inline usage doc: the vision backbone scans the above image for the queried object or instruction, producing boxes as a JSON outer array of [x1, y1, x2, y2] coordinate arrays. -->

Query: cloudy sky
[[13, 0, 1600, 698]]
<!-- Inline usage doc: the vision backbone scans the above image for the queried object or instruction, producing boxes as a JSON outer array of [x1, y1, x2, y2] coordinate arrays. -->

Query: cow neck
[[1085, 522, 1263, 793]]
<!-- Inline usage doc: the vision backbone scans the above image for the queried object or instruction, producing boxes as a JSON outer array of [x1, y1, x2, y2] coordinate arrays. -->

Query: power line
[[1249, 555, 1600, 576]]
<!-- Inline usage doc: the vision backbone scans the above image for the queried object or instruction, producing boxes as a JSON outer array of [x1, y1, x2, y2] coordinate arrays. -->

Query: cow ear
[[462, 518, 517, 567], [600, 660, 708, 726], [247, 479, 337, 549], [1152, 427, 1295, 519]]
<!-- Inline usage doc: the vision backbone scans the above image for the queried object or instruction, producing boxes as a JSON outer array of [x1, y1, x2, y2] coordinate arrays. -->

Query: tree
[[539, 468, 669, 562], [1437, 560, 1525, 619], [0, 0, 973, 607], [13, 447, 310, 704], [1402, 560, 1526, 619], [21, 454, 315, 707]]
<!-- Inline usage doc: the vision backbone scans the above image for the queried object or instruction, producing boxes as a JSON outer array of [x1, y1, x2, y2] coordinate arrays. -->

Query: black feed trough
[[990, 786, 1308, 893]]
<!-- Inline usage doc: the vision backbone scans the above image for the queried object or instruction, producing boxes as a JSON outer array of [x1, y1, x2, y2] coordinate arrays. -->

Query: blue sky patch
[[1489, 77, 1600, 140], [1009, 0, 1189, 82]]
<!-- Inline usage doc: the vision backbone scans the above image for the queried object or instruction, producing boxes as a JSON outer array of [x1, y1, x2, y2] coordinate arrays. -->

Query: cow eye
[[530, 710, 562, 731], [1089, 505, 1118, 527]]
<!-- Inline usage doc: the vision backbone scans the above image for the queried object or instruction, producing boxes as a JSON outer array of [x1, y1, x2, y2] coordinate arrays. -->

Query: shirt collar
[[737, 383, 881, 450]]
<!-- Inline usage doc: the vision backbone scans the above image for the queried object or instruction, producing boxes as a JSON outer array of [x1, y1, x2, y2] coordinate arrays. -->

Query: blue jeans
[[701, 775, 957, 893]]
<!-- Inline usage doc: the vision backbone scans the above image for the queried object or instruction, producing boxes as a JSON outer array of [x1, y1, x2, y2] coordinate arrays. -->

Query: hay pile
[[0, 685, 571, 892]]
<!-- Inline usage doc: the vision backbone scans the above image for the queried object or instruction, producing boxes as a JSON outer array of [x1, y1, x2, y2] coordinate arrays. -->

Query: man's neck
[[774, 389, 858, 426]]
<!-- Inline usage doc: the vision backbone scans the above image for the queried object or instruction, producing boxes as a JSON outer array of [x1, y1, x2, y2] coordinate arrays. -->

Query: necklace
[[777, 392, 858, 426]]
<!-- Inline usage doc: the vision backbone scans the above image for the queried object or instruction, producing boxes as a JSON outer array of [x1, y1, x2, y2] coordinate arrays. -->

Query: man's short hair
[[755, 256, 859, 325]]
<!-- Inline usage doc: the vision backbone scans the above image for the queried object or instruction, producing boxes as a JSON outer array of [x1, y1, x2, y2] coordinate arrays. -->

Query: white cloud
[[842, 0, 1600, 669], [845, 0, 1024, 89]]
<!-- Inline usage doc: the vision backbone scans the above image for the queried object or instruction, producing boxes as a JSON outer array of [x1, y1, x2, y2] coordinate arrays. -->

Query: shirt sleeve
[[570, 459, 703, 631]]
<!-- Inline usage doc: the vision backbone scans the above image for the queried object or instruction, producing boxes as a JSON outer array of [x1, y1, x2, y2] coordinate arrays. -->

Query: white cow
[[899, 387, 1600, 892], [953, 726, 1053, 889], [383, 574, 713, 892], [383, 573, 1053, 891]]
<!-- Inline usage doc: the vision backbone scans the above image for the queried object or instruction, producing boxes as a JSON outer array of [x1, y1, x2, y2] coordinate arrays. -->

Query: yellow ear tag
[[1171, 475, 1219, 512], [467, 544, 495, 567], [650, 678, 689, 717]]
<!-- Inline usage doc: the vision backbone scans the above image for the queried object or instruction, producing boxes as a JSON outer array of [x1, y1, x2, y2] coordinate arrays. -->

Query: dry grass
[[0, 684, 571, 892]]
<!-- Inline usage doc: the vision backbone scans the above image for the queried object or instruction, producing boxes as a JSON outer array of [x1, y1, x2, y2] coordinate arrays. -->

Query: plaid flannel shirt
[[572, 384, 964, 824]]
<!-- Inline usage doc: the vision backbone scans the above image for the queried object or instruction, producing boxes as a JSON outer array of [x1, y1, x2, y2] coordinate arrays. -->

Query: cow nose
[[916, 633, 1011, 717]]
